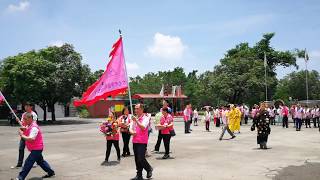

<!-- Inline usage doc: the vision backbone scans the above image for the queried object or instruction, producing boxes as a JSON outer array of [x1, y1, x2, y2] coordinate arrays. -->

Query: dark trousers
[[184, 121, 190, 133], [194, 118, 198, 125], [282, 116, 288, 128], [269, 117, 275, 125], [105, 140, 120, 161], [305, 118, 311, 128], [295, 118, 302, 130], [162, 134, 171, 155], [122, 133, 131, 155], [312, 118, 318, 127], [17, 138, 25, 166], [244, 115, 248, 124], [205, 121, 210, 131], [18, 150, 54, 180], [154, 131, 162, 151], [216, 118, 220, 127], [133, 143, 152, 177]]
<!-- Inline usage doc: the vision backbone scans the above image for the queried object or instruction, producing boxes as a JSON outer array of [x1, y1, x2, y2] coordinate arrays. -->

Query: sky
[[0, 0, 319, 79]]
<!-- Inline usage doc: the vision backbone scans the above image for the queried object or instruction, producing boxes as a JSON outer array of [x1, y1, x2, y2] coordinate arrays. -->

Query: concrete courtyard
[[0, 118, 320, 180]]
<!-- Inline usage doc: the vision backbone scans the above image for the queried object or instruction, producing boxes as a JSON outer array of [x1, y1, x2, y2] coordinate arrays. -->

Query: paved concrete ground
[[0, 118, 319, 180]]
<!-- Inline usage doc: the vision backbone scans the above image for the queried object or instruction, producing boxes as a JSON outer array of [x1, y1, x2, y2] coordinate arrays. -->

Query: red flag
[[74, 37, 128, 106]]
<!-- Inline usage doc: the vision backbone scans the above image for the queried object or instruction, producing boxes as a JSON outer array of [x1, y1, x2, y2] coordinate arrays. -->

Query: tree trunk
[[41, 105, 47, 121], [51, 103, 56, 121]]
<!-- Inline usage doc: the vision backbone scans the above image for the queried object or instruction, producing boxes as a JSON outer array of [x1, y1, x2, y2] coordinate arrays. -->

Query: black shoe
[[162, 154, 170, 159], [127, 152, 131, 156], [122, 154, 126, 157], [117, 157, 121, 161], [147, 168, 153, 178], [231, 136, 236, 139], [131, 175, 143, 180], [42, 172, 55, 178]]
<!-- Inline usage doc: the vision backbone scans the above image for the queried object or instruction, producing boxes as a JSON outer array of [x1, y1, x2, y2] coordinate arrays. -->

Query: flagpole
[[0, 91, 22, 127], [264, 52, 268, 102], [305, 51, 309, 104], [119, 30, 134, 114]]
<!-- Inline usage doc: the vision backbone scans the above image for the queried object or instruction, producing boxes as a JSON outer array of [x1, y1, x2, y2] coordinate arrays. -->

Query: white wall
[[35, 104, 65, 120]]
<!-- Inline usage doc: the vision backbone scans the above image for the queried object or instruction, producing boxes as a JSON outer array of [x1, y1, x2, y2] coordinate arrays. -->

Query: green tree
[[274, 70, 320, 101], [207, 33, 298, 105], [0, 44, 91, 121]]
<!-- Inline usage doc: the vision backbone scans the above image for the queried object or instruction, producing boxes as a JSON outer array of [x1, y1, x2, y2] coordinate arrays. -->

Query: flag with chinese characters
[[74, 37, 128, 106]]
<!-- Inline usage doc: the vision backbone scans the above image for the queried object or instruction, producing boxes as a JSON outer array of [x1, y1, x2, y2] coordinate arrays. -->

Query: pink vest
[[160, 114, 174, 135], [106, 133, 120, 141], [183, 108, 191, 122], [24, 122, 44, 151], [132, 115, 149, 144], [282, 106, 289, 116]]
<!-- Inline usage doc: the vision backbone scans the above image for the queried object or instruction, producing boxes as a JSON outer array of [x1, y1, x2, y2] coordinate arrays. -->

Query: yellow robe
[[228, 108, 241, 132]]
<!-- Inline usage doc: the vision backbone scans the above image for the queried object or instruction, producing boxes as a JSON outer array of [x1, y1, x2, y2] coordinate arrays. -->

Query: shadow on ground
[[273, 162, 320, 180]]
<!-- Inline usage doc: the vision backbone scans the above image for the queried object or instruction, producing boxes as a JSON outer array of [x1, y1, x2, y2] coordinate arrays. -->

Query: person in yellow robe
[[228, 104, 242, 133]]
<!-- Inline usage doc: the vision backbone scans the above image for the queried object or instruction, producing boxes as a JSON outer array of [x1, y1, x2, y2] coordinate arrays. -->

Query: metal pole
[[305, 60, 309, 103], [119, 30, 134, 114], [0, 91, 22, 126], [265, 65, 267, 102], [264, 52, 268, 102]]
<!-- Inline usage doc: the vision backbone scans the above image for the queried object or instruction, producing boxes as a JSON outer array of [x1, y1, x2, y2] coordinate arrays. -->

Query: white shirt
[[205, 111, 211, 121], [193, 110, 199, 118], [130, 114, 150, 131], [28, 127, 39, 140]]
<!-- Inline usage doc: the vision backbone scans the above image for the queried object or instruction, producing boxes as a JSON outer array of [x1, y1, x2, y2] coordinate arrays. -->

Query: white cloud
[[7, 1, 30, 12], [49, 40, 65, 47], [126, 62, 139, 71], [126, 62, 140, 77], [147, 33, 187, 60]]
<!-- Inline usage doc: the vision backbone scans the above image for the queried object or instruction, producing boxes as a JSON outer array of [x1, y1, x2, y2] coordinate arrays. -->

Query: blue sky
[[1, 0, 319, 78]]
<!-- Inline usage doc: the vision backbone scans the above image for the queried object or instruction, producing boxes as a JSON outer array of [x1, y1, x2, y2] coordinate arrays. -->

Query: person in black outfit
[[251, 103, 271, 149]]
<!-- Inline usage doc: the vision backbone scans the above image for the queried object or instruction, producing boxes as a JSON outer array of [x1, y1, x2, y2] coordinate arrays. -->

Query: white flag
[[172, 86, 176, 97], [159, 85, 164, 97]]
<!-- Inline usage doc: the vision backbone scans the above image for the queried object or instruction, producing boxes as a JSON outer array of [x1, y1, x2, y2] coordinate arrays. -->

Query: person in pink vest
[[15, 113, 55, 180], [12, 102, 38, 169], [157, 107, 174, 159], [281, 105, 289, 128], [129, 104, 153, 180], [104, 113, 121, 163], [183, 103, 191, 134]]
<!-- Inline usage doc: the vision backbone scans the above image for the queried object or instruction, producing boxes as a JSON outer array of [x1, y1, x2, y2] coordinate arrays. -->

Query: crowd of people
[[9, 100, 320, 180]]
